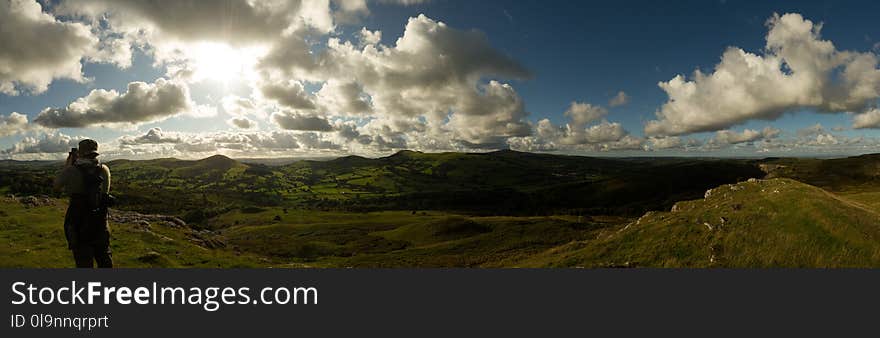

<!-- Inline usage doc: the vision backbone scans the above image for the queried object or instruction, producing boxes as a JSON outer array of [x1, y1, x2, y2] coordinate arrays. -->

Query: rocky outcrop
[[7, 195, 56, 208], [108, 209, 226, 249], [109, 209, 187, 228]]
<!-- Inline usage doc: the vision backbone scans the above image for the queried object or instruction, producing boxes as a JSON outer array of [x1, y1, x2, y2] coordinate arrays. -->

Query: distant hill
[[520, 178, 880, 268], [759, 154, 880, 191]]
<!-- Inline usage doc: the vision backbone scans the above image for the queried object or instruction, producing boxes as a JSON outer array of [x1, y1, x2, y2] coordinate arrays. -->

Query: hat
[[77, 139, 99, 157]]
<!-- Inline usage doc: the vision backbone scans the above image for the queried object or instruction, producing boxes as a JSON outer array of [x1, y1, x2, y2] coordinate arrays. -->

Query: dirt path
[[821, 190, 880, 217]]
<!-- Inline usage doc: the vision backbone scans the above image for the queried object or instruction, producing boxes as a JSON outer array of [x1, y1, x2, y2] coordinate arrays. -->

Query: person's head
[[77, 139, 99, 159]]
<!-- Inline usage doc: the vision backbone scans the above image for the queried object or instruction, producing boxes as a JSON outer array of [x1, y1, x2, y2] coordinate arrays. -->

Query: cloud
[[109, 129, 349, 158], [273, 112, 334, 131], [332, 0, 370, 25], [710, 127, 781, 145], [378, 0, 430, 4], [853, 108, 880, 129], [221, 96, 258, 116], [30, 3, 536, 152], [446, 81, 531, 145], [258, 14, 533, 147], [0, 112, 31, 137], [295, 132, 341, 150], [258, 80, 317, 110], [649, 136, 683, 150], [796, 123, 827, 137], [608, 91, 629, 107], [646, 13, 880, 136], [54, 0, 369, 85], [581, 121, 627, 144], [2, 132, 81, 155], [315, 80, 372, 116], [0, 0, 96, 95], [33, 78, 197, 128], [358, 27, 382, 46], [119, 128, 182, 145], [211, 131, 301, 151], [506, 101, 636, 152], [600, 135, 645, 152], [228, 117, 257, 129], [551, 102, 629, 146], [564, 102, 607, 130], [56, 0, 320, 48]]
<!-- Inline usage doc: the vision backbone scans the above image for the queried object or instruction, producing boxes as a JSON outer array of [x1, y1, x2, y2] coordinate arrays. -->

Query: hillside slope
[[519, 178, 880, 268]]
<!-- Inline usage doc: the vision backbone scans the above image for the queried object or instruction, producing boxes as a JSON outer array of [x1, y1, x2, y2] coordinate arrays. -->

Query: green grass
[[208, 208, 619, 267], [0, 198, 276, 268]]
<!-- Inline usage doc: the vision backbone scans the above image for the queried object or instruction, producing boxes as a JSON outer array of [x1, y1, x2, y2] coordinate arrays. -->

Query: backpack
[[75, 161, 106, 215]]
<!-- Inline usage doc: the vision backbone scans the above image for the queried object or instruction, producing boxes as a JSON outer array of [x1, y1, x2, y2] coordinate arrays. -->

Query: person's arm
[[53, 173, 64, 192], [101, 165, 111, 194], [53, 157, 74, 192]]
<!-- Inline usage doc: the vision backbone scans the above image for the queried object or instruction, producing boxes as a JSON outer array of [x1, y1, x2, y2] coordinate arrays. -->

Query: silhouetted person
[[54, 139, 113, 268]]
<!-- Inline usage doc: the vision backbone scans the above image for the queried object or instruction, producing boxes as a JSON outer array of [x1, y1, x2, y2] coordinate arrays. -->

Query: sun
[[189, 42, 263, 85]]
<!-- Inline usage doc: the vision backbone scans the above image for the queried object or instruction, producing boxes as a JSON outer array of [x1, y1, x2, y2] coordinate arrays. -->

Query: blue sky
[[1, 0, 880, 159]]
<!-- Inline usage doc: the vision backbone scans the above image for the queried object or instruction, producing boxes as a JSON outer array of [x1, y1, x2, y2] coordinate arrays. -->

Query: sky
[[1, 0, 880, 160]]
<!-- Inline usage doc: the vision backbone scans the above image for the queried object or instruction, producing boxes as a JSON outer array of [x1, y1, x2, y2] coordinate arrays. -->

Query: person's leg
[[72, 248, 94, 268], [92, 230, 113, 268], [94, 247, 113, 268]]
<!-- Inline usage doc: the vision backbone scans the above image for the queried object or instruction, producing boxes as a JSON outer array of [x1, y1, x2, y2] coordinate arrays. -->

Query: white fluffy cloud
[[564, 102, 607, 131], [646, 13, 880, 136], [0, 112, 31, 137], [119, 128, 182, 145], [228, 117, 257, 130], [507, 101, 637, 152], [2, 132, 80, 155], [109, 129, 351, 159], [710, 127, 781, 145], [315, 80, 372, 116], [33, 78, 200, 128], [853, 108, 880, 129], [0, 0, 96, 95], [581, 121, 627, 144]]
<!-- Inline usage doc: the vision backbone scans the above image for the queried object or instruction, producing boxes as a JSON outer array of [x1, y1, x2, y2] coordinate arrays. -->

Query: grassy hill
[[519, 178, 880, 268]]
